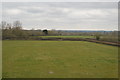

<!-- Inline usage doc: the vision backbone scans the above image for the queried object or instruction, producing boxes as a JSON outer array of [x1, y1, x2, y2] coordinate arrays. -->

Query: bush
[[96, 35, 100, 40]]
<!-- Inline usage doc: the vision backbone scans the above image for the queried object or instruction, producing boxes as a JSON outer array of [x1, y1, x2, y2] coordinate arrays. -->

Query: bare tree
[[13, 21, 22, 30], [1, 21, 7, 29]]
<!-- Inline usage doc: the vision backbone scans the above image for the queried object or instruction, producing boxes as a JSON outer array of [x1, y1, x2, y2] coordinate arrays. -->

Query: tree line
[[1, 21, 51, 40], [1, 21, 119, 42], [2, 21, 28, 40]]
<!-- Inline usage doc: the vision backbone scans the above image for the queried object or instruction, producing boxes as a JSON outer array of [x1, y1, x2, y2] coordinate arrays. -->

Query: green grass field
[[38, 36, 95, 39], [3, 41, 118, 78]]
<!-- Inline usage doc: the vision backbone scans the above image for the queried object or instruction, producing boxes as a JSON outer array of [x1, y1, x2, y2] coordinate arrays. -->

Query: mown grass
[[38, 36, 95, 39], [2, 40, 118, 78]]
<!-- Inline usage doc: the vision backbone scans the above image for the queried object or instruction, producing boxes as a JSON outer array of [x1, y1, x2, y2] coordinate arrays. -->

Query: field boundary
[[36, 38, 120, 47]]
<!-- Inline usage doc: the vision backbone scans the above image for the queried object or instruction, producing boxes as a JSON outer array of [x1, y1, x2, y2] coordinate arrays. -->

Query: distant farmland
[[38, 36, 95, 39], [3, 41, 118, 78]]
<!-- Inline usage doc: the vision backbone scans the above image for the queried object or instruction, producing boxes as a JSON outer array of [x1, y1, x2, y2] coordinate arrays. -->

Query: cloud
[[2, 2, 118, 31], [4, 8, 24, 15], [2, 0, 119, 2]]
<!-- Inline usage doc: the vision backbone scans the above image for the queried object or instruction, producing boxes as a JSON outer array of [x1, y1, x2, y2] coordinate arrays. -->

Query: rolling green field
[[3, 41, 118, 78], [38, 36, 95, 39]]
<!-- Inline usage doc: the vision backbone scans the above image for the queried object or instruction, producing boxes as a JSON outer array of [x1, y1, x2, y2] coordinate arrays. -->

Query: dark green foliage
[[96, 35, 100, 40], [42, 29, 48, 35]]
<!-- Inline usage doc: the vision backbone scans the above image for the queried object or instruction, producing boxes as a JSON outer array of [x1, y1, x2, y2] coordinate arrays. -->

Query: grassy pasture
[[3, 41, 118, 78], [38, 36, 95, 39]]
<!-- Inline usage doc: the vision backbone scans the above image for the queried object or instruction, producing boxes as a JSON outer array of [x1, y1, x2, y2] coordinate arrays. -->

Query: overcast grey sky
[[2, 2, 118, 30]]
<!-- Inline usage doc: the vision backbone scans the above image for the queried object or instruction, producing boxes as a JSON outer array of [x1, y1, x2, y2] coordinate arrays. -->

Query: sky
[[1, 1, 119, 31], [1, 0, 119, 2]]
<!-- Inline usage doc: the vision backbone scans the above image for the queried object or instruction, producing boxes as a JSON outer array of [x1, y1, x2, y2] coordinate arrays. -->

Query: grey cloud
[[2, 2, 118, 30]]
